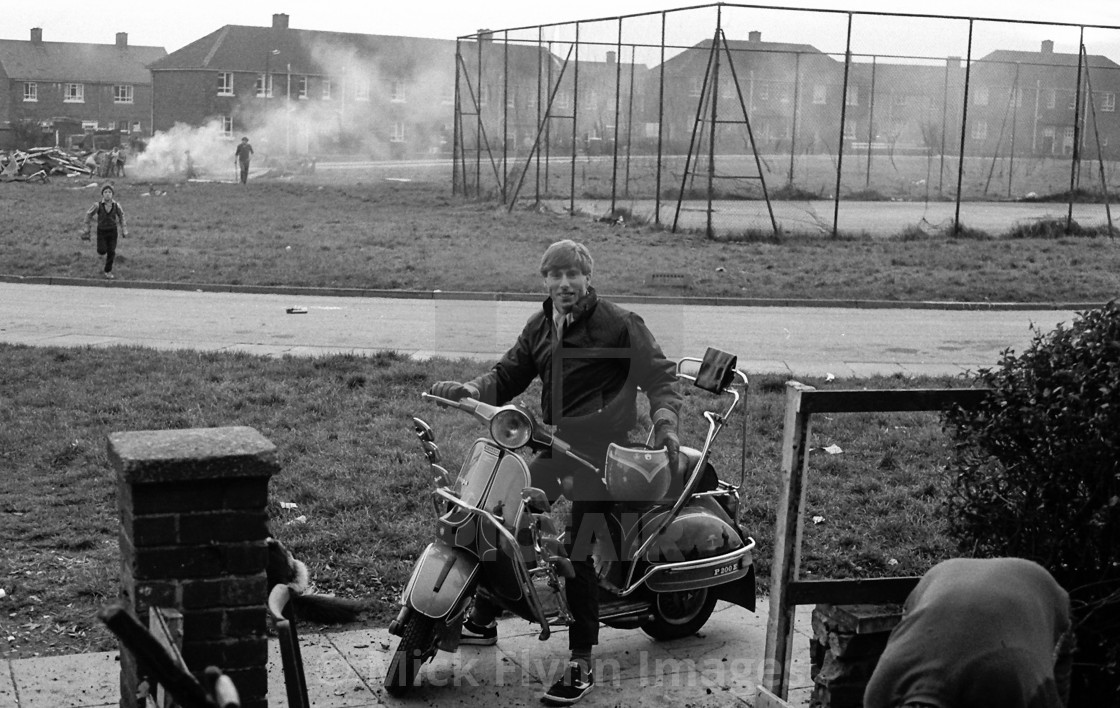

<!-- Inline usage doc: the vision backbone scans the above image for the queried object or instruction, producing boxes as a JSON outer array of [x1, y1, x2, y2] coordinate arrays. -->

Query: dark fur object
[[266, 538, 365, 624]]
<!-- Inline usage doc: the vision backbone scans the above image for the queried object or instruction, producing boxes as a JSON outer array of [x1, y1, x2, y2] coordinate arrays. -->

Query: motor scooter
[[383, 348, 757, 695]]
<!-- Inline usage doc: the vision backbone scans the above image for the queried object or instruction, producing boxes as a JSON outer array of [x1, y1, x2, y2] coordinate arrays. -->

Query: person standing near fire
[[83, 184, 129, 279], [234, 136, 254, 184]]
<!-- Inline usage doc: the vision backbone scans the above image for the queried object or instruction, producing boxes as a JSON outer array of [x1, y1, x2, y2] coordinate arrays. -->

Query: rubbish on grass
[[286, 307, 308, 314]]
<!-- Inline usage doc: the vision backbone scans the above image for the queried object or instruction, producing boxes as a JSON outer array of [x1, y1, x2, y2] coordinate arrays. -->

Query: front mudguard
[[401, 542, 480, 621]]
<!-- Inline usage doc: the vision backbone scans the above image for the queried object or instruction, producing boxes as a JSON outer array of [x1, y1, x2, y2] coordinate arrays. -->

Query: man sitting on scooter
[[430, 238, 683, 706]]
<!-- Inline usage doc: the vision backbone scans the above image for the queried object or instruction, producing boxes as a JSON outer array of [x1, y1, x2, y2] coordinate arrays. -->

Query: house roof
[[658, 37, 838, 72], [149, 25, 457, 75], [977, 49, 1120, 70], [0, 39, 166, 83]]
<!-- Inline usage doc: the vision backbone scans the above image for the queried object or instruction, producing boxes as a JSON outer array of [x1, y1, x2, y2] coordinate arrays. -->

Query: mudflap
[[713, 562, 756, 612], [402, 543, 479, 622]]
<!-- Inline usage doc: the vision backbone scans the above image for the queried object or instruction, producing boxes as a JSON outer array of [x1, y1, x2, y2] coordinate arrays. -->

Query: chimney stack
[[748, 30, 762, 42], [116, 32, 128, 48], [606, 50, 616, 65], [1041, 39, 1054, 55], [272, 13, 289, 30], [477, 28, 493, 43], [30, 27, 43, 44]]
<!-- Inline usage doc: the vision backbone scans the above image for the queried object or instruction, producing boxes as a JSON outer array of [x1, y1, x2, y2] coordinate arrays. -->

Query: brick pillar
[[109, 426, 278, 708], [809, 604, 902, 708]]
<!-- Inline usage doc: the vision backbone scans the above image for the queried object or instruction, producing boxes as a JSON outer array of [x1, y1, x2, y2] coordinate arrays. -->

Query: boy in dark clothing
[[234, 137, 254, 184], [83, 184, 129, 279]]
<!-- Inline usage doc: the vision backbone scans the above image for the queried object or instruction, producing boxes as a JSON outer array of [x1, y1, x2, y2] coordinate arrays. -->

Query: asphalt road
[[0, 281, 1083, 378]]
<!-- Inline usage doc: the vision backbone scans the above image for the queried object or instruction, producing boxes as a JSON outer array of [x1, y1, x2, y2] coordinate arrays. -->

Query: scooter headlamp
[[490, 408, 532, 449]]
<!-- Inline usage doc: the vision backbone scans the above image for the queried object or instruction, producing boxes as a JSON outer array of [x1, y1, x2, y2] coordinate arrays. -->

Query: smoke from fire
[[131, 35, 454, 180]]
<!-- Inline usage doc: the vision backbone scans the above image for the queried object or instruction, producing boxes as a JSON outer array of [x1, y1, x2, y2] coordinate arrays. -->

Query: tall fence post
[[1067, 26, 1087, 233], [954, 20, 975, 235], [832, 14, 853, 238], [109, 426, 278, 708]]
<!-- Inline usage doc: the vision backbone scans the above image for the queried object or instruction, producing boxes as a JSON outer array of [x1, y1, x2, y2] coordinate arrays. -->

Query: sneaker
[[542, 661, 594, 705], [459, 618, 497, 646], [103, 272, 115, 280]]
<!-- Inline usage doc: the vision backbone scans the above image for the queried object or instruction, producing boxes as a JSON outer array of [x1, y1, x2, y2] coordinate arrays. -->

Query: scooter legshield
[[402, 542, 479, 621]]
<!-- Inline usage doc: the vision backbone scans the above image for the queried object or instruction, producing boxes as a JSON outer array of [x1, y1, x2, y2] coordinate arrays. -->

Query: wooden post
[[762, 381, 815, 698]]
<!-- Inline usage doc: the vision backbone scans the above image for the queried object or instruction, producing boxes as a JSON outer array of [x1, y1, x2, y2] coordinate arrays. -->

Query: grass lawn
[[1, 177, 1118, 303], [0, 342, 970, 660]]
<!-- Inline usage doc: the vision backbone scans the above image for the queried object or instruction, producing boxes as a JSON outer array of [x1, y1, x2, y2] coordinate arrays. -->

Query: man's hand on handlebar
[[430, 381, 475, 401], [653, 419, 680, 474]]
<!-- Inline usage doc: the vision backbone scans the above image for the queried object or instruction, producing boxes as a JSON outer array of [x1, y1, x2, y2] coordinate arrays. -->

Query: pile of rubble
[[0, 147, 95, 183]]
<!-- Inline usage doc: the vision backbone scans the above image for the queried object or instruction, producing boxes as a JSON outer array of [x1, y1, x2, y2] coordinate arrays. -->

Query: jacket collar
[[545, 286, 598, 324]]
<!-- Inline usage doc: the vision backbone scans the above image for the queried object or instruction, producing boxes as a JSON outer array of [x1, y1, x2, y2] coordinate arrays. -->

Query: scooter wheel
[[384, 613, 439, 695], [641, 588, 717, 641]]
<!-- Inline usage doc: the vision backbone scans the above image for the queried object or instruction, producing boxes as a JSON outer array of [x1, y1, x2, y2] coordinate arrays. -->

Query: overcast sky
[[2, 0, 1119, 52]]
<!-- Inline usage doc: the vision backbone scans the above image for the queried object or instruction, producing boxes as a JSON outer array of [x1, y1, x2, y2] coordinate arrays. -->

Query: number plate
[[713, 561, 739, 577]]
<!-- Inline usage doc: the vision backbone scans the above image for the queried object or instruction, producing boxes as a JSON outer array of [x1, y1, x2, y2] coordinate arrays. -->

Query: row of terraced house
[[2, 12, 1119, 160]]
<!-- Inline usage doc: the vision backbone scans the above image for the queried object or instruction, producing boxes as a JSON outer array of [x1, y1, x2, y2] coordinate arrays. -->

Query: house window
[[297, 76, 308, 99], [131, 121, 142, 133], [321, 78, 332, 100], [221, 115, 233, 137], [256, 73, 273, 97], [689, 77, 702, 97], [217, 72, 233, 96], [82, 121, 98, 130], [114, 85, 134, 104], [1068, 92, 1077, 110], [390, 122, 406, 143], [1045, 88, 1056, 110], [23, 82, 37, 101], [64, 83, 85, 103], [758, 82, 769, 100], [391, 79, 407, 103], [812, 84, 827, 105], [1012, 88, 1024, 108], [355, 79, 370, 101], [972, 120, 988, 140], [893, 93, 910, 107], [846, 85, 858, 106], [1100, 92, 1115, 112], [974, 86, 989, 106]]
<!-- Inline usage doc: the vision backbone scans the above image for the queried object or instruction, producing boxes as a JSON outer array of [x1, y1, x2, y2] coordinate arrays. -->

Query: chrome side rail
[[616, 537, 757, 598]]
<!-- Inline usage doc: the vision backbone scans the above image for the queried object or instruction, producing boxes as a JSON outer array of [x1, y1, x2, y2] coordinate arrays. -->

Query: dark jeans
[[473, 431, 624, 653], [96, 230, 118, 272], [239, 161, 250, 183]]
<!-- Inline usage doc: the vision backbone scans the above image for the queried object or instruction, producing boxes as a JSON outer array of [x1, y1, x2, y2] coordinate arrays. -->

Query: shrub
[[1004, 217, 1112, 240], [944, 300, 1120, 702]]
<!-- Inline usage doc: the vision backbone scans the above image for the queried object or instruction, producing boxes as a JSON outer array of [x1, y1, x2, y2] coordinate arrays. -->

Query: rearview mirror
[[413, 417, 436, 444]]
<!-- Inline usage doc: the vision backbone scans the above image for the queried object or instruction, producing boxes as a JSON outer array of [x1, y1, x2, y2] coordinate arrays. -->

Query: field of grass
[[0, 174, 1113, 661], [0, 342, 968, 660], [1, 177, 1118, 303]]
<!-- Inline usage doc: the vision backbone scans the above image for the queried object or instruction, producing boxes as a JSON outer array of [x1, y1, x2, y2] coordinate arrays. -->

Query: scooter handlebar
[[422, 392, 599, 472]]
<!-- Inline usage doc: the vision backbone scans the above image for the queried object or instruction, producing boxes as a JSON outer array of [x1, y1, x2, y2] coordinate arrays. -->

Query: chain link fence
[[453, 4, 1120, 237]]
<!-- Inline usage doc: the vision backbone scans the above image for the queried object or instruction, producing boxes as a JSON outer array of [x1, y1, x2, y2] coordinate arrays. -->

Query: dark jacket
[[84, 200, 128, 237], [468, 288, 681, 439]]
